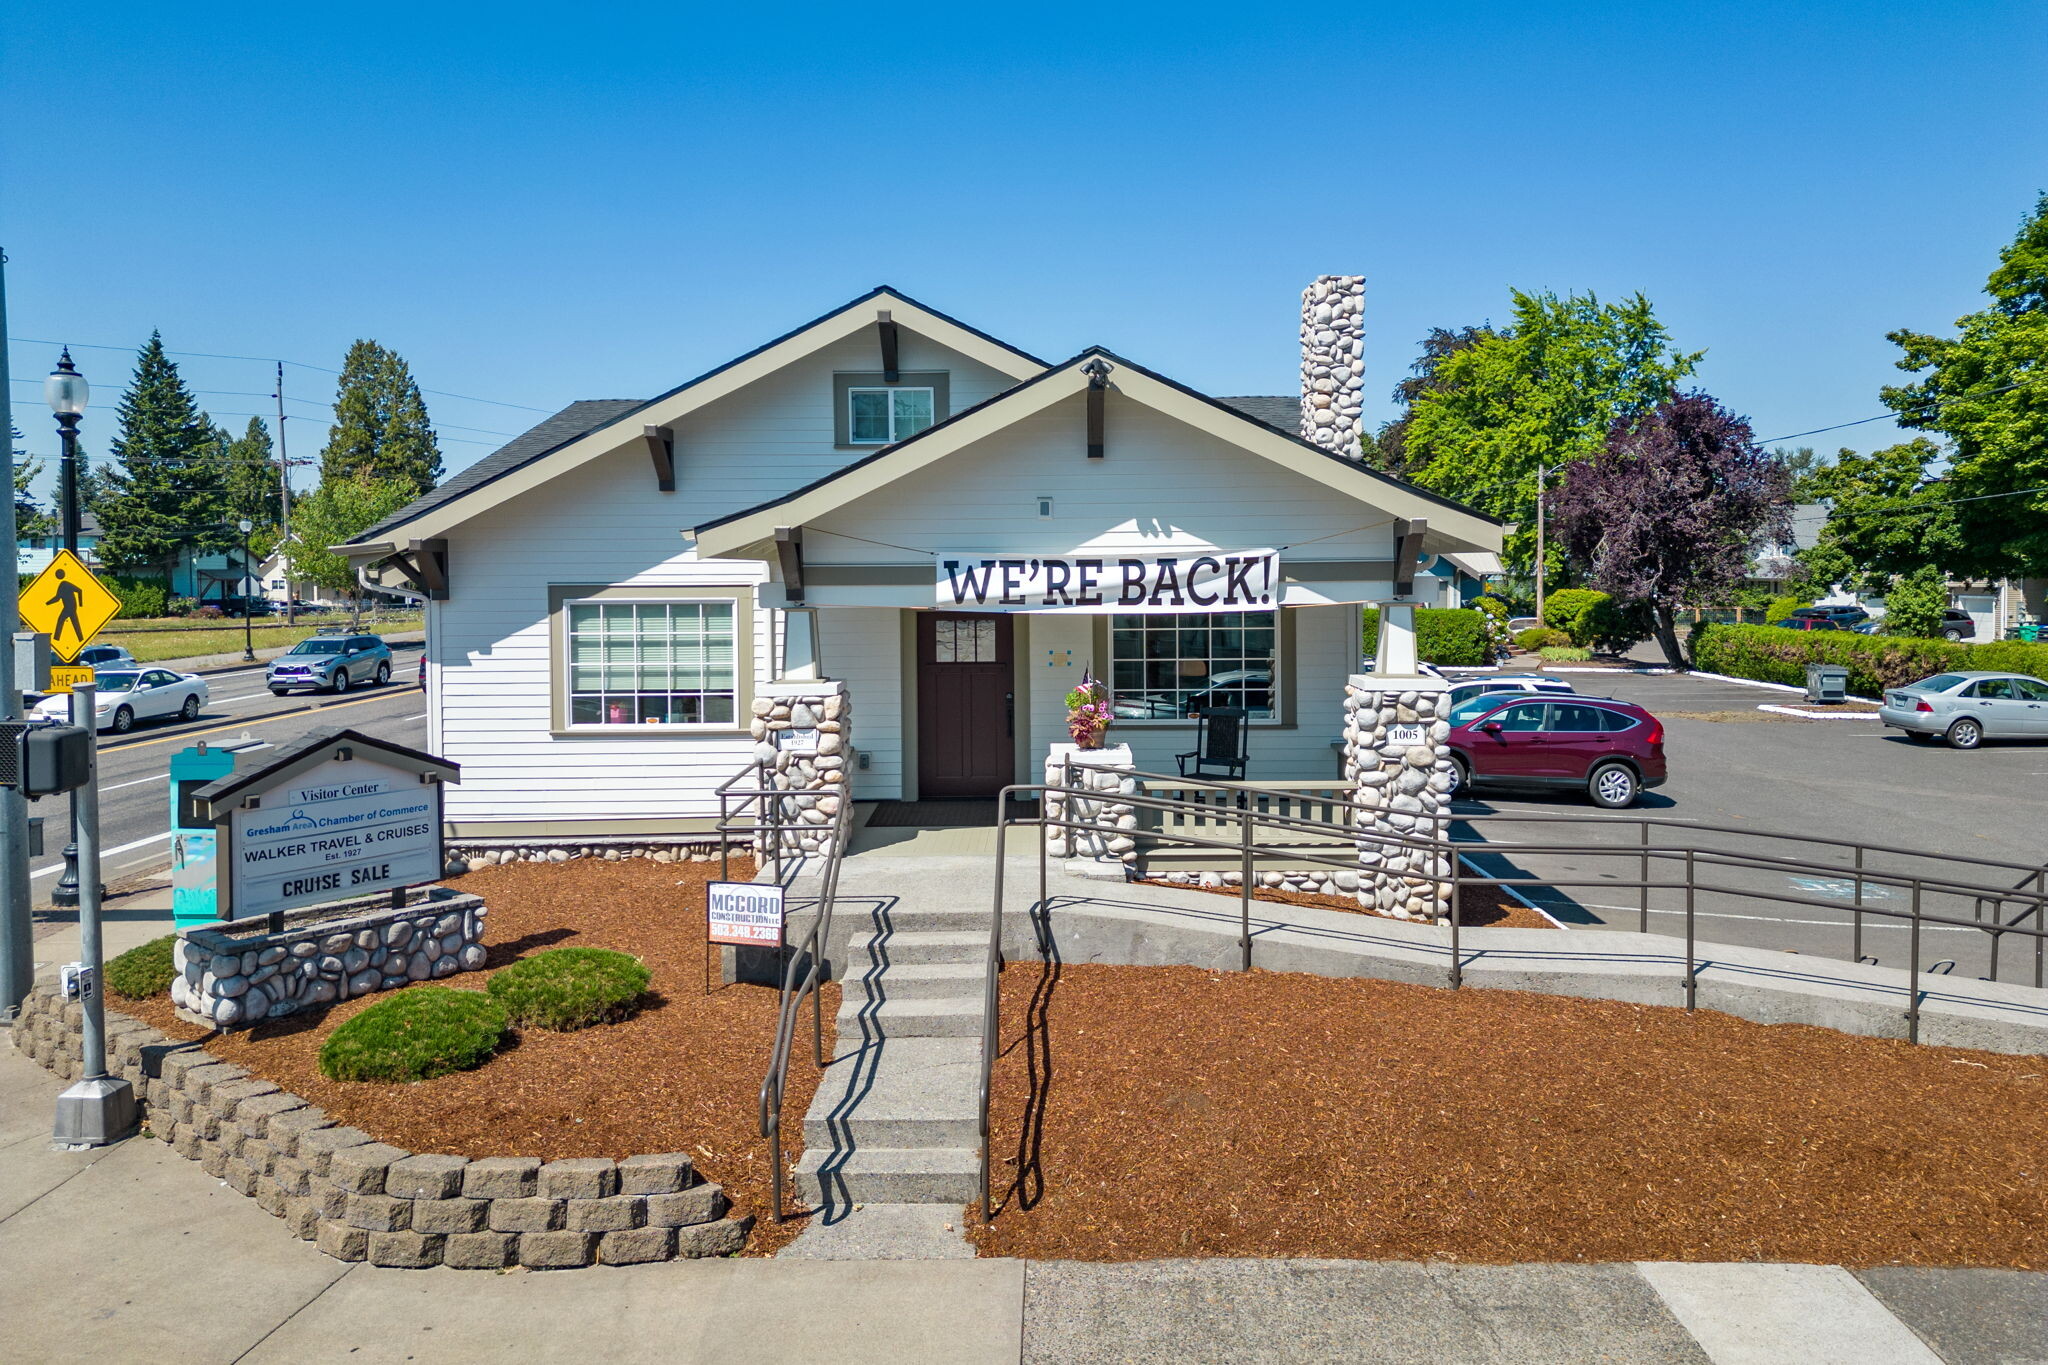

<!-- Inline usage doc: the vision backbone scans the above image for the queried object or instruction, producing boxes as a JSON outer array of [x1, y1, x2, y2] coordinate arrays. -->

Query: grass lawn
[[98, 611, 423, 663]]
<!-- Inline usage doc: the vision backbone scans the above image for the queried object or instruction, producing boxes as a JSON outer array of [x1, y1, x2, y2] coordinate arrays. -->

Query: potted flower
[[1064, 668, 1112, 750]]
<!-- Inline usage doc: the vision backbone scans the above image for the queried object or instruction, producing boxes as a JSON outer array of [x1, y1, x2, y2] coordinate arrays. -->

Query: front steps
[[794, 898, 988, 1212]]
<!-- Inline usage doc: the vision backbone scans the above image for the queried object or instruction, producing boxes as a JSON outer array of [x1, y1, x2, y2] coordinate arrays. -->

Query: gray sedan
[[1878, 671, 2048, 749]]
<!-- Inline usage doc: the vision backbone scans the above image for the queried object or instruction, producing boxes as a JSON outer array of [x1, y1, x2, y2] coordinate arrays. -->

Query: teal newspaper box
[[171, 743, 239, 924]]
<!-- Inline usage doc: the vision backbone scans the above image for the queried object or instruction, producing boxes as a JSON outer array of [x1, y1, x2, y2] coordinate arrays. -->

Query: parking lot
[[1450, 668, 2048, 981]]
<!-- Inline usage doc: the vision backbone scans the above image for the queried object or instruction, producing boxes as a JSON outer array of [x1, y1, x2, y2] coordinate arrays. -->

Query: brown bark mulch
[[126, 858, 834, 1255], [968, 960, 2048, 1267], [1136, 877, 1553, 930]]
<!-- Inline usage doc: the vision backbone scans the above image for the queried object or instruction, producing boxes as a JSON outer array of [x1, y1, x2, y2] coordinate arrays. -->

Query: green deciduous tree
[[8, 426, 52, 539], [223, 417, 281, 535], [1879, 565, 1950, 639], [1405, 289, 1700, 580], [1793, 439, 1962, 594], [91, 333, 230, 580], [1368, 325, 1493, 476], [1883, 193, 2048, 590], [320, 341, 442, 494], [281, 474, 417, 623]]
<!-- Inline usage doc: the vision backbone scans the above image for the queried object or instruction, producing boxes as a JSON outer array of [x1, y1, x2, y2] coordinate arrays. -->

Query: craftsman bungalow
[[343, 281, 1502, 843]]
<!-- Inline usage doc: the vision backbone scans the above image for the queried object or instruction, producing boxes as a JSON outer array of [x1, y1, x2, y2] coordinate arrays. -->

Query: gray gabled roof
[[352, 399, 641, 545], [1216, 395, 1300, 433]]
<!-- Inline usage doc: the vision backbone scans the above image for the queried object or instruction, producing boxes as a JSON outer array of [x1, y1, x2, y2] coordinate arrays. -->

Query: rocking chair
[[1177, 706, 1249, 782]]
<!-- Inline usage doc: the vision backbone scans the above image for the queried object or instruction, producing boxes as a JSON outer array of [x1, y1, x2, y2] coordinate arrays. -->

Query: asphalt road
[[28, 643, 428, 899], [1449, 667, 2048, 983]]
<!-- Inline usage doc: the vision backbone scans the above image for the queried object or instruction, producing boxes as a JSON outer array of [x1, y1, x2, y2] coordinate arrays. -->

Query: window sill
[[1109, 718, 1297, 732], [550, 726, 749, 738]]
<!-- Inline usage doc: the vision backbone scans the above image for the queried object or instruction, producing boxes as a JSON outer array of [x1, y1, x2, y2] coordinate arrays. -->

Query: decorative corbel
[[1391, 518, 1428, 598], [643, 424, 676, 492], [773, 526, 805, 606], [877, 310, 900, 383]]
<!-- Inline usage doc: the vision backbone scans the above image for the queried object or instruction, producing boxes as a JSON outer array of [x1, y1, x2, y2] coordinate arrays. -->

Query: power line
[[1755, 378, 2033, 445]]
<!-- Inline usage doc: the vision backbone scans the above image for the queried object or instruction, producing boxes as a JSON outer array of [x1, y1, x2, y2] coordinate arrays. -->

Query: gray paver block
[[564, 1195, 644, 1232], [617, 1152, 694, 1195], [462, 1155, 539, 1198], [368, 1231, 445, 1268], [538, 1157, 617, 1200], [264, 1106, 332, 1157], [343, 1193, 412, 1232], [488, 1197, 563, 1233], [314, 1220, 367, 1262], [386, 1152, 468, 1199], [411, 1197, 489, 1235], [597, 1226, 676, 1264], [296, 1125, 374, 1177], [516, 1230, 597, 1269], [645, 1184, 726, 1227], [326, 1141, 411, 1194], [441, 1230, 518, 1269], [675, 1217, 749, 1258]]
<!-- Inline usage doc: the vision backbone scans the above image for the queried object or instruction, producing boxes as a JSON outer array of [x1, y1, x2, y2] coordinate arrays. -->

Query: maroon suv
[[1446, 695, 1667, 809]]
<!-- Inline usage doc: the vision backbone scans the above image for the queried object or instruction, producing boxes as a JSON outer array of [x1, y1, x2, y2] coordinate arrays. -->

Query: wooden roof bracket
[[380, 538, 450, 600], [877, 309, 900, 383], [773, 526, 805, 605], [1391, 517, 1428, 598], [1083, 357, 1112, 459], [644, 424, 676, 492]]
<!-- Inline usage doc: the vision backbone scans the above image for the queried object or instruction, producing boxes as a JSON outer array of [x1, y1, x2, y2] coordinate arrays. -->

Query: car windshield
[[290, 639, 348, 656], [92, 672, 140, 693], [1449, 695, 1516, 726], [1915, 674, 1969, 692]]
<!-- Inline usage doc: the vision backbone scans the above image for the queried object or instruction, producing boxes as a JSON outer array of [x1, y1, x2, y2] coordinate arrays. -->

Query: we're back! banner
[[935, 550, 1277, 614]]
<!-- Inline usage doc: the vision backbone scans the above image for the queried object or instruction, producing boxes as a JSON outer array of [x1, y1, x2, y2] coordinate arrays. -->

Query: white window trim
[[1099, 609, 1292, 729], [846, 386, 936, 445], [560, 593, 746, 734]]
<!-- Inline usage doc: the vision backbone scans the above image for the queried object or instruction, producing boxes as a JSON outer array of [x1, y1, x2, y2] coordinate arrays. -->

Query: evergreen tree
[[223, 416, 280, 534], [320, 341, 442, 494], [91, 333, 230, 579], [8, 426, 53, 539]]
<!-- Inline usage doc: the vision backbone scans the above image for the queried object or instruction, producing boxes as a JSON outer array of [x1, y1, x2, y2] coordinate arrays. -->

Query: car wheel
[[270, 687, 290, 697], [330, 669, 350, 694], [1588, 761, 1640, 809], [1946, 717, 1982, 750], [1942, 628, 1965, 642], [374, 662, 390, 686], [110, 706, 134, 735], [180, 694, 200, 721], [1448, 754, 1471, 797]]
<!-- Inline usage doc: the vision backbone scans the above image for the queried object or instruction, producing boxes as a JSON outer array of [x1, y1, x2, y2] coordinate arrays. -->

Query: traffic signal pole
[[0, 249, 32, 1019]]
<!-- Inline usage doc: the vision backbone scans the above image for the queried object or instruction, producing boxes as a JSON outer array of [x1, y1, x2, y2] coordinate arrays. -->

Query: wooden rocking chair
[[1176, 706, 1249, 782]]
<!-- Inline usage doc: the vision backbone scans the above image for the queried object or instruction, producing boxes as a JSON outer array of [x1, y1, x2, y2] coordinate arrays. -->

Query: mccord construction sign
[[936, 549, 1278, 614]]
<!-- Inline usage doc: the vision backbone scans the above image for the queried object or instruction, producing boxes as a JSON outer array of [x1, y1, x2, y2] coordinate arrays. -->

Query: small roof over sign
[[193, 727, 459, 815]]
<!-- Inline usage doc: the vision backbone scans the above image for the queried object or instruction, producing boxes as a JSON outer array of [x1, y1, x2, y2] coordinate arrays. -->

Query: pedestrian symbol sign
[[19, 551, 123, 663]]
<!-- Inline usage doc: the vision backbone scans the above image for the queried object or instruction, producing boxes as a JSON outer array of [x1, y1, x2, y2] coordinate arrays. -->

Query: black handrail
[[976, 766, 2048, 1222]]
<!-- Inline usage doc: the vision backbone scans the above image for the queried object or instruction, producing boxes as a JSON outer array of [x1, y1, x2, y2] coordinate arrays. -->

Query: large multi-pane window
[[1108, 611, 1277, 720], [566, 600, 737, 727], [847, 387, 935, 444]]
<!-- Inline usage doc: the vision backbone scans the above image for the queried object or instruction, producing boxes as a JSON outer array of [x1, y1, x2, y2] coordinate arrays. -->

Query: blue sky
[[4, 3, 2045, 500]]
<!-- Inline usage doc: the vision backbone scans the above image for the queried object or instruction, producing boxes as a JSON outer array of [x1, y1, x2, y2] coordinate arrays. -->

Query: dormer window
[[848, 386, 935, 444]]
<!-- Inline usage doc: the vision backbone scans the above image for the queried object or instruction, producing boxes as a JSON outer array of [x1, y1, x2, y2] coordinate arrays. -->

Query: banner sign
[[226, 756, 444, 917], [936, 549, 1278, 614], [707, 880, 786, 947]]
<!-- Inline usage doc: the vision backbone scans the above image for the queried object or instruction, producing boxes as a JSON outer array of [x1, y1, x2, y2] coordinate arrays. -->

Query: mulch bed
[[124, 858, 834, 1255], [969, 961, 2048, 1267], [1137, 878, 1553, 930]]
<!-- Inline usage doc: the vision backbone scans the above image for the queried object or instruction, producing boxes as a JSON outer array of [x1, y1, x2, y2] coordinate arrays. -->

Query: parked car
[[266, 633, 393, 695], [1790, 604, 1870, 628], [1774, 617, 1846, 631], [1877, 671, 2048, 749], [1506, 617, 1543, 634], [74, 643, 140, 672], [1446, 695, 1667, 809], [31, 668, 208, 734], [209, 595, 274, 618], [418, 653, 427, 689], [1444, 676, 1575, 713], [1937, 609, 1977, 643]]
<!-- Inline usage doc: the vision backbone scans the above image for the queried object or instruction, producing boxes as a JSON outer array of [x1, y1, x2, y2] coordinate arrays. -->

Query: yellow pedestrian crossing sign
[[19, 551, 123, 663]]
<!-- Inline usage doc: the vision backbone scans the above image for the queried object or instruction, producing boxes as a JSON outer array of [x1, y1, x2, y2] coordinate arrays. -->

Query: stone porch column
[[1043, 742, 1137, 880], [1342, 604, 1456, 921], [749, 679, 851, 861]]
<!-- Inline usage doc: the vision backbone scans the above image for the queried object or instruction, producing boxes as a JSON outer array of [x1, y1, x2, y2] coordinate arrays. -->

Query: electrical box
[[1804, 663, 1849, 705], [13, 631, 50, 697], [171, 744, 239, 925]]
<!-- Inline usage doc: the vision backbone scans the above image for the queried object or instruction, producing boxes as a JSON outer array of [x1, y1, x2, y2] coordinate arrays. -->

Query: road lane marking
[[101, 773, 169, 793], [101, 689, 417, 753], [32, 831, 170, 878]]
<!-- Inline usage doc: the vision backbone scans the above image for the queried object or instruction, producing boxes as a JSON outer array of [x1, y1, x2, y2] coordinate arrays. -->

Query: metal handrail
[[723, 757, 857, 1226], [975, 766, 2048, 1222]]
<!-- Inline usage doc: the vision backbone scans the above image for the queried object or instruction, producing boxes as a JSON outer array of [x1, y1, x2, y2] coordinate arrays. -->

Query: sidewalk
[[2, 1037, 2040, 1363]]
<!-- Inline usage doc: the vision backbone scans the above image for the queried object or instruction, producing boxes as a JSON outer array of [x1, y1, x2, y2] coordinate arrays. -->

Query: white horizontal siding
[[818, 607, 905, 800]]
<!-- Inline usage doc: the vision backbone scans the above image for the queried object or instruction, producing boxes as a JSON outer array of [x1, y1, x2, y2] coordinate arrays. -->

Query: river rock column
[[749, 680, 851, 861], [1342, 675, 1456, 921], [1043, 743, 1137, 878], [1300, 275, 1366, 461]]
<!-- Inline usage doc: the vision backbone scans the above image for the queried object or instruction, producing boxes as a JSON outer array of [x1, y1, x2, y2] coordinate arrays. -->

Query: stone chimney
[[1300, 275, 1366, 459]]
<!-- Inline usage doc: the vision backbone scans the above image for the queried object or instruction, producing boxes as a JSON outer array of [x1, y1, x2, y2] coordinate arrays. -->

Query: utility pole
[[1533, 463, 1548, 622], [275, 362, 294, 626], [0, 249, 30, 1019]]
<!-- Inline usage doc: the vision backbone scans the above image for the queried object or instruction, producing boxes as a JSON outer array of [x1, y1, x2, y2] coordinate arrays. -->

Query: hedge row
[[1691, 623, 2048, 695], [1361, 607, 1490, 667]]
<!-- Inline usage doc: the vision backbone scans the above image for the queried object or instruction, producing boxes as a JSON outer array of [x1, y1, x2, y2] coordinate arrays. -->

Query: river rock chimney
[[1300, 275, 1366, 460]]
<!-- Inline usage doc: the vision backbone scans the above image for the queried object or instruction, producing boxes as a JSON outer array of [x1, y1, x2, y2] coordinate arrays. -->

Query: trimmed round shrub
[[485, 947, 650, 1032], [318, 987, 509, 1083], [106, 934, 177, 1000], [1540, 588, 1607, 647], [1538, 645, 1594, 662], [1515, 626, 1570, 651]]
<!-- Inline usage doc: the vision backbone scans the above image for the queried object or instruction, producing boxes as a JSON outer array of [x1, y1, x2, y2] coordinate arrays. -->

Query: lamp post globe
[[47, 350, 89, 910]]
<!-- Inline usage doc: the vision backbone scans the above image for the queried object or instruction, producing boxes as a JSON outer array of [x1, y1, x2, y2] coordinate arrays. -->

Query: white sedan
[[32, 668, 209, 734]]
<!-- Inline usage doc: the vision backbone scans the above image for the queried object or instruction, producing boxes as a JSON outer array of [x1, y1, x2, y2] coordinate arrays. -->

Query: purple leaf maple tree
[[1548, 392, 1791, 667]]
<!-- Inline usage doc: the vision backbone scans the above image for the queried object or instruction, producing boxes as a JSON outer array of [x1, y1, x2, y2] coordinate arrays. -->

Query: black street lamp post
[[45, 351, 88, 910], [238, 519, 256, 661]]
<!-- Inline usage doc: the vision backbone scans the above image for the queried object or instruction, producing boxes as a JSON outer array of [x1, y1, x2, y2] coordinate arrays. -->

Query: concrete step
[[804, 1037, 981, 1148], [848, 930, 985, 967], [776, 1203, 975, 1259], [795, 1145, 981, 1206], [837, 994, 983, 1040], [843, 961, 984, 1001], [840, 904, 994, 936]]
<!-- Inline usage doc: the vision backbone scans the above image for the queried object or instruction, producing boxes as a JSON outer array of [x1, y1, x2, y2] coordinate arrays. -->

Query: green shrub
[[105, 934, 177, 1000], [318, 987, 508, 1083], [1360, 607, 1492, 667], [1515, 626, 1570, 651], [1690, 623, 1969, 695], [1964, 640, 2048, 676], [1541, 588, 1606, 646], [1473, 596, 1510, 625], [1877, 567, 1948, 639], [1538, 646, 1594, 662], [1763, 595, 1811, 625], [107, 574, 170, 620], [485, 947, 650, 1032]]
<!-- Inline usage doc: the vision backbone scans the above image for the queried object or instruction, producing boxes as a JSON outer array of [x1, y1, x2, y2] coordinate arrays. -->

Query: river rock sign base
[[172, 887, 487, 1029], [11, 983, 752, 1268], [750, 679, 851, 860]]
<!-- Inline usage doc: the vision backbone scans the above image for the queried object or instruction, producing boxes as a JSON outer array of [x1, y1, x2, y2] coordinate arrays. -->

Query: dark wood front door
[[917, 612, 1015, 798]]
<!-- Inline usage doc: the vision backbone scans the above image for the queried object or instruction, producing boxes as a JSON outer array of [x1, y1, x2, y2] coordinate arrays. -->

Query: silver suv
[[267, 632, 394, 695]]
